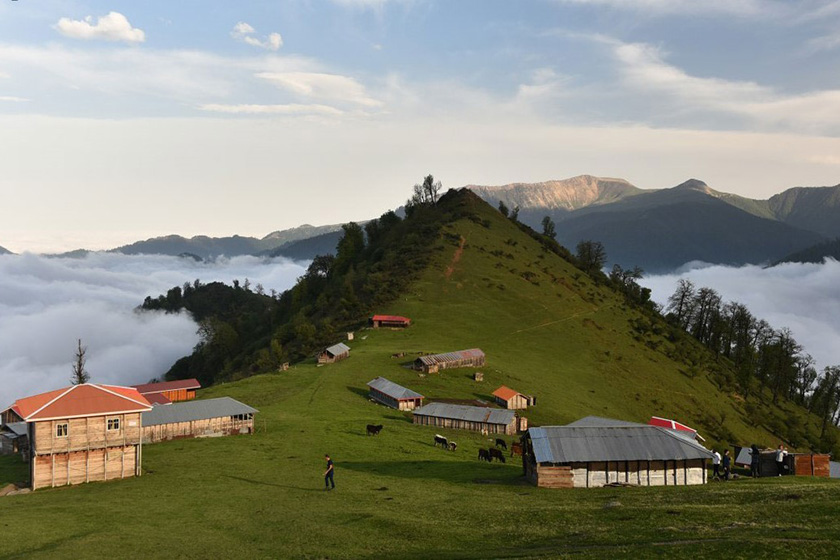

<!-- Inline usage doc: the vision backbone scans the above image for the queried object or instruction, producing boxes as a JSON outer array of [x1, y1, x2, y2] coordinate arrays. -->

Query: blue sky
[[2, 0, 840, 252]]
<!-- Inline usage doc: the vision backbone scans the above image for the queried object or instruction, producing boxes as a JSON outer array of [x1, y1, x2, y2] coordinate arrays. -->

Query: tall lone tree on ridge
[[575, 240, 607, 274], [71, 338, 90, 385], [541, 216, 557, 239]]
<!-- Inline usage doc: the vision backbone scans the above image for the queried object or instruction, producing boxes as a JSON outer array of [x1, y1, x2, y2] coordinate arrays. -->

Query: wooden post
[[51, 454, 55, 488], [647, 461, 651, 486], [586, 462, 590, 488]]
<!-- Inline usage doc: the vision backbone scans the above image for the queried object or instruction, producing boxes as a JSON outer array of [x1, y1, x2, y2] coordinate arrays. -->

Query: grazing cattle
[[366, 424, 383, 436], [448, 441, 457, 452], [495, 438, 507, 450], [434, 434, 448, 448], [489, 448, 506, 463], [478, 448, 491, 462], [510, 442, 523, 457]]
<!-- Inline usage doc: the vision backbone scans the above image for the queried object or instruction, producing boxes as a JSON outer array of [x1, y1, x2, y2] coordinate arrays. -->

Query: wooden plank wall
[[32, 413, 143, 454], [32, 445, 137, 489], [143, 417, 254, 443], [534, 459, 707, 488]]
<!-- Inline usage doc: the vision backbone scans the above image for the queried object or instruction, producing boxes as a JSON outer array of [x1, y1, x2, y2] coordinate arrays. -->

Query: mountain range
[[469, 175, 840, 271]]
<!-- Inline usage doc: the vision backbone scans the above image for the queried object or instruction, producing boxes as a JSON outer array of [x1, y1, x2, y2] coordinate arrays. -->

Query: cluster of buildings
[[1, 378, 256, 490]]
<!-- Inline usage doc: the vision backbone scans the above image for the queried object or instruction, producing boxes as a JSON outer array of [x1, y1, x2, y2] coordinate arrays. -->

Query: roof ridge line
[[91, 383, 153, 410], [24, 385, 78, 420]]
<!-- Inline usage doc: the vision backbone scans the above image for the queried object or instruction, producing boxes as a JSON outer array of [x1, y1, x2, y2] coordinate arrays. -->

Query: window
[[55, 423, 68, 437], [107, 417, 121, 431]]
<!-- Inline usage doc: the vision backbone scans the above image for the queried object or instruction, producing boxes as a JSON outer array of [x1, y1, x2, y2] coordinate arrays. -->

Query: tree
[[575, 240, 607, 274], [71, 339, 90, 385], [510, 205, 520, 222], [541, 216, 557, 239], [498, 200, 509, 217], [666, 279, 696, 327], [407, 174, 442, 208]]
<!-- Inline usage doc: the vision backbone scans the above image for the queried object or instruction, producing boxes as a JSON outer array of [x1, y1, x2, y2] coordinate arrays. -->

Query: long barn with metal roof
[[523, 416, 713, 488], [412, 402, 519, 435], [366, 377, 424, 411], [414, 348, 485, 373], [142, 397, 257, 443]]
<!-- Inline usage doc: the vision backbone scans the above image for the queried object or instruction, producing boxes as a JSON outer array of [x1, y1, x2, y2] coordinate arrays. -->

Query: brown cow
[[489, 448, 506, 463], [510, 442, 523, 457]]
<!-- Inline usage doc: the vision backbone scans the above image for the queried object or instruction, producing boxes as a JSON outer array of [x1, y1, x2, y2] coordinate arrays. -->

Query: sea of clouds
[[641, 259, 840, 372], [0, 252, 307, 406]]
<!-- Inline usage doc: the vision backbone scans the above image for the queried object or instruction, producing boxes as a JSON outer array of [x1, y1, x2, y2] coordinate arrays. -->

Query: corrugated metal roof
[[416, 348, 484, 366], [141, 397, 257, 427], [529, 425, 714, 463], [413, 402, 515, 425], [5, 422, 27, 437], [366, 377, 424, 400], [371, 315, 411, 323], [325, 343, 350, 356], [565, 416, 645, 428]]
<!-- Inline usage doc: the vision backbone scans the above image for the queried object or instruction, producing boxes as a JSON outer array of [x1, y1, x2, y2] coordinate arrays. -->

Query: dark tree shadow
[[339, 460, 522, 484], [225, 475, 322, 492], [347, 385, 369, 399]]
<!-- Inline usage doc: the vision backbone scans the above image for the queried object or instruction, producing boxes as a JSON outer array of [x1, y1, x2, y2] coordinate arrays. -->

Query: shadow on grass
[[225, 475, 321, 492], [340, 460, 522, 484], [347, 385, 369, 400]]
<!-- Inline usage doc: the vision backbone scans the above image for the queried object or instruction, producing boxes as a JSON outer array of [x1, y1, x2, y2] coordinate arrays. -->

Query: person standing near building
[[722, 449, 732, 481], [711, 449, 721, 480], [750, 444, 761, 478], [324, 454, 335, 490], [775, 444, 787, 477]]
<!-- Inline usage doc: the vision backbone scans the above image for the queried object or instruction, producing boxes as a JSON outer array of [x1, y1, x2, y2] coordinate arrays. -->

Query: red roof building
[[132, 379, 200, 403], [370, 315, 411, 328], [492, 385, 534, 410], [5, 384, 153, 490]]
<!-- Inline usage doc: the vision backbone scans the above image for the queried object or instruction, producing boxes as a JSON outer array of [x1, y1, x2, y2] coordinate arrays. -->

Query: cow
[[448, 441, 457, 452], [478, 448, 491, 462], [366, 424, 383, 436], [489, 448, 506, 463], [494, 438, 507, 450], [434, 434, 448, 448], [510, 442, 523, 457]]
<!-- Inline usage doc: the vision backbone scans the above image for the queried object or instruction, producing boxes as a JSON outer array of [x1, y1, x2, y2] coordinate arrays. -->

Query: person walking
[[712, 449, 721, 480], [750, 444, 761, 478], [324, 454, 335, 490], [775, 444, 787, 477], [722, 449, 732, 481]]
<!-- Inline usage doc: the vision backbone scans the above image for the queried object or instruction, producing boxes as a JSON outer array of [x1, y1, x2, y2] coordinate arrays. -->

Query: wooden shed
[[132, 378, 200, 405], [412, 403, 519, 435], [142, 397, 257, 443], [7, 383, 153, 490], [318, 343, 351, 364], [370, 315, 411, 328], [0, 422, 28, 457], [366, 377, 424, 411], [414, 349, 485, 373], [522, 416, 713, 489], [743, 449, 831, 477], [492, 386, 534, 410]]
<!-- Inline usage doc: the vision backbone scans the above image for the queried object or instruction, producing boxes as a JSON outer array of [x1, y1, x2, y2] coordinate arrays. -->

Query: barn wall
[[143, 416, 254, 443], [32, 445, 138, 490], [32, 413, 143, 455], [412, 414, 511, 434], [540, 459, 707, 489], [534, 465, 573, 488]]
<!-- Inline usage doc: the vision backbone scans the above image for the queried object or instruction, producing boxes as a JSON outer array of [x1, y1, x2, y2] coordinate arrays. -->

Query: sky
[[2, 0, 840, 253], [0, 252, 306, 405]]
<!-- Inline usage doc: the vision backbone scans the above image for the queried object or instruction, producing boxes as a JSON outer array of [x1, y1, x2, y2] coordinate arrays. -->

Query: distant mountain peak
[[466, 175, 641, 211]]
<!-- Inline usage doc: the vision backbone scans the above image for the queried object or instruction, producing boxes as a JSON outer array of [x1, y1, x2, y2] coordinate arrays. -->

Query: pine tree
[[70, 339, 90, 385]]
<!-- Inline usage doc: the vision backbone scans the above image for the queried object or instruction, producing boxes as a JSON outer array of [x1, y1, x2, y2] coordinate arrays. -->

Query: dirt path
[[444, 236, 466, 279], [510, 304, 609, 335]]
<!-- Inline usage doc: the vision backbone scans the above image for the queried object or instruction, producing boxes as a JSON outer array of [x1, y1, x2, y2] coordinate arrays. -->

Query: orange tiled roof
[[11, 384, 152, 421], [492, 385, 521, 401]]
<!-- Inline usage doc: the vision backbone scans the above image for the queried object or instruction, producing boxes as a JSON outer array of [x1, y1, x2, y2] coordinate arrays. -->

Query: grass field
[[2, 198, 839, 558]]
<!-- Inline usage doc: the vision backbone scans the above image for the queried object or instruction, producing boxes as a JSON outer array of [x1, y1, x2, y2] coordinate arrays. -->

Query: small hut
[[414, 349, 485, 373], [142, 397, 257, 443], [412, 403, 518, 435], [366, 377, 424, 411], [318, 343, 351, 364], [522, 416, 713, 489], [370, 315, 411, 328], [492, 386, 535, 410]]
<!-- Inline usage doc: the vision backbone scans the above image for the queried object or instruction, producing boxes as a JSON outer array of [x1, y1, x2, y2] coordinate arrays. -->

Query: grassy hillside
[[2, 189, 839, 558]]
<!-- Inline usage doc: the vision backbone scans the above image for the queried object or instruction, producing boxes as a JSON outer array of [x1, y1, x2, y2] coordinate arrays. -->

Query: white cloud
[[805, 33, 840, 53], [807, 154, 840, 166], [55, 12, 145, 44], [199, 103, 344, 116], [0, 252, 307, 404], [642, 261, 840, 372], [0, 96, 27, 102], [555, 0, 784, 18], [257, 71, 382, 107], [231, 21, 283, 51]]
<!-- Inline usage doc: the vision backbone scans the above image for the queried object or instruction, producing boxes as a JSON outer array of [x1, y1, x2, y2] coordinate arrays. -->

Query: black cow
[[495, 438, 507, 450], [366, 424, 383, 436], [478, 448, 491, 462], [489, 448, 506, 463], [434, 434, 448, 448]]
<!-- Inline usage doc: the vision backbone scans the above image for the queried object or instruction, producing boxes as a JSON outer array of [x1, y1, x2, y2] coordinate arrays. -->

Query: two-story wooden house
[[5, 383, 152, 490]]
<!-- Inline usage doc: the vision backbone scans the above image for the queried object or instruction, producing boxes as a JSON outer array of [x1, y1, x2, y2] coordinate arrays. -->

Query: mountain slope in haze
[[467, 175, 642, 217], [768, 185, 840, 238], [775, 237, 840, 265], [0, 245, 12, 255]]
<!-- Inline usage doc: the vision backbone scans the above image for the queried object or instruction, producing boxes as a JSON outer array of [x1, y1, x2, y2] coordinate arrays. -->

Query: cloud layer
[[0, 253, 306, 406], [642, 260, 840, 372], [55, 12, 146, 43]]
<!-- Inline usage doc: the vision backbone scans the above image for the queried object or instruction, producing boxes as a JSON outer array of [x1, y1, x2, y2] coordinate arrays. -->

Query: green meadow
[[2, 193, 839, 558]]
